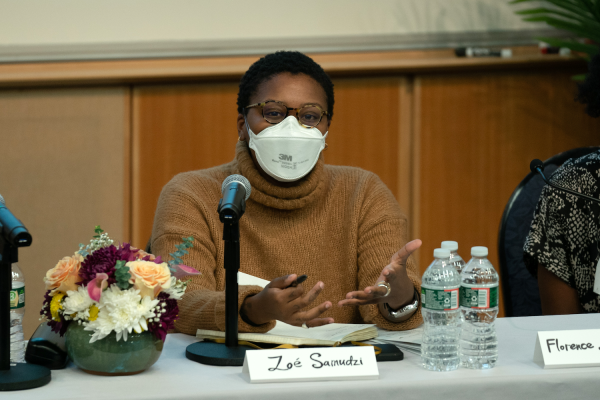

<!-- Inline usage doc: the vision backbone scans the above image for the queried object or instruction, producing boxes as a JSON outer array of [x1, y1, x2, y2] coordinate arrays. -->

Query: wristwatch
[[383, 288, 420, 320]]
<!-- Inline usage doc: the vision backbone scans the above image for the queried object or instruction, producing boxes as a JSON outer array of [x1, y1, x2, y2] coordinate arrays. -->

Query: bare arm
[[538, 263, 582, 315]]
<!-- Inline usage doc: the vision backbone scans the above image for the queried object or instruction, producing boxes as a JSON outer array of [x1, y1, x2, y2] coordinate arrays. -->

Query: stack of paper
[[366, 326, 423, 355]]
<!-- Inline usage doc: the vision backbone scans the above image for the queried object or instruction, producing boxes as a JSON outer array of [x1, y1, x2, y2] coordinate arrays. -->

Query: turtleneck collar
[[232, 141, 327, 210]]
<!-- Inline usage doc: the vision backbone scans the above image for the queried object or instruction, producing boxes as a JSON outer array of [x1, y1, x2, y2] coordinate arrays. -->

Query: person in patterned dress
[[523, 50, 600, 314]]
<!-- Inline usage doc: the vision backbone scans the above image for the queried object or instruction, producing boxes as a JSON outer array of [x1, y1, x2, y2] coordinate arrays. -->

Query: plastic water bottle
[[459, 246, 499, 369], [441, 241, 466, 274], [420, 248, 461, 371], [10, 262, 26, 363]]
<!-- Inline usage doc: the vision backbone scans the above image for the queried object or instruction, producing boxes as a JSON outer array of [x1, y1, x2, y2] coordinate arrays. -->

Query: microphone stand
[[0, 235, 51, 391], [185, 202, 254, 366]]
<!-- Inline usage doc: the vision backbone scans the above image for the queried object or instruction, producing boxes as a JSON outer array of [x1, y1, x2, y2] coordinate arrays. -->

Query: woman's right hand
[[241, 274, 333, 327]]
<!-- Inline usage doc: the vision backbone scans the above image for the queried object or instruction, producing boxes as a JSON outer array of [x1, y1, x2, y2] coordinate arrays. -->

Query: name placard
[[533, 329, 600, 369], [242, 346, 379, 383]]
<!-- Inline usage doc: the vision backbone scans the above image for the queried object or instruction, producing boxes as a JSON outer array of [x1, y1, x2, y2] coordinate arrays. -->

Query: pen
[[454, 47, 512, 58], [289, 274, 308, 288]]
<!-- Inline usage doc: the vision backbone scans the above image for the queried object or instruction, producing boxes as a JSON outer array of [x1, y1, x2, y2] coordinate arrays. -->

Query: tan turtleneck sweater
[[151, 142, 422, 335]]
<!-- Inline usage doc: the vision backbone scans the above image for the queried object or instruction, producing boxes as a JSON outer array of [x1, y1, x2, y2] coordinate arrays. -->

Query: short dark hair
[[237, 51, 334, 119], [577, 50, 600, 118]]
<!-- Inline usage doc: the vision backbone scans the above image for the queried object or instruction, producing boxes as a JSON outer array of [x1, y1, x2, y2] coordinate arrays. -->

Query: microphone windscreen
[[221, 175, 251, 201], [530, 159, 544, 173]]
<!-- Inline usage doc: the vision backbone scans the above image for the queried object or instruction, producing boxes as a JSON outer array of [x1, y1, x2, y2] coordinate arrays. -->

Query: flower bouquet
[[40, 226, 199, 375]]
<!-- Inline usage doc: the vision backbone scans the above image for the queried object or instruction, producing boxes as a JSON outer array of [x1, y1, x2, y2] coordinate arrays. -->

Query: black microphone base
[[0, 363, 51, 391], [185, 342, 254, 366]]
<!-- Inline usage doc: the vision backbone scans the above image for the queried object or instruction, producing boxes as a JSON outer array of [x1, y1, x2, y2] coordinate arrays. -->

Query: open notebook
[[196, 321, 378, 346], [200, 271, 387, 346]]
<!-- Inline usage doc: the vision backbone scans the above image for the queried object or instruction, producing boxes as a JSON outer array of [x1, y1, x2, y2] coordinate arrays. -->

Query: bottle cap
[[433, 248, 450, 259], [471, 246, 488, 257], [441, 241, 458, 251]]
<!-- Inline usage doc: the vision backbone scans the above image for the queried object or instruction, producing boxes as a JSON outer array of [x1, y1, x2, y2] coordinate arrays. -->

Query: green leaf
[[577, 0, 600, 22], [523, 16, 600, 42], [93, 225, 104, 238], [117, 280, 130, 290], [516, 7, 600, 27], [515, 0, 594, 21], [114, 260, 132, 290], [168, 236, 195, 268]]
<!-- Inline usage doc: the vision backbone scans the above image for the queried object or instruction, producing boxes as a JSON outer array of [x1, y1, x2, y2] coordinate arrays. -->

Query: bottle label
[[460, 286, 498, 308], [421, 287, 459, 310], [10, 287, 25, 309]]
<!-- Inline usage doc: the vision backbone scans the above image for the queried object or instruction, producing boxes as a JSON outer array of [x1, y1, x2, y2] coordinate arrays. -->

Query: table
[[5, 314, 600, 400]]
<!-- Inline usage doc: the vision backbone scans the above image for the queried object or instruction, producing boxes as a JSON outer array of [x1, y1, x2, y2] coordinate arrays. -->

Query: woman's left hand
[[338, 239, 422, 309]]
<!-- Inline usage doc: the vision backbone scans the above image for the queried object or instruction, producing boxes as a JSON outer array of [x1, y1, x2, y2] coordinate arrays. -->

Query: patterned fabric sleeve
[[523, 152, 600, 313], [523, 183, 577, 287]]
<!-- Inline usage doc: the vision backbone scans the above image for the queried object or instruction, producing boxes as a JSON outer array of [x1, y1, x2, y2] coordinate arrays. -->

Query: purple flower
[[78, 245, 120, 286], [40, 290, 70, 336], [117, 243, 140, 262], [148, 293, 179, 342], [79, 243, 146, 287]]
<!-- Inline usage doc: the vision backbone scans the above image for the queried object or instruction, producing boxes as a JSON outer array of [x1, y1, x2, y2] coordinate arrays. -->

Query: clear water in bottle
[[459, 246, 498, 369], [420, 248, 461, 372], [10, 262, 26, 363], [441, 241, 466, 274]]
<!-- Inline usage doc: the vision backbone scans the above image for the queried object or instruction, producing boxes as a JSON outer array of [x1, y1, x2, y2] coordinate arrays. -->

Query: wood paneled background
[[416, 70, 600, 314], [3, 49, 599, 337], [0, 88, 129, 337]]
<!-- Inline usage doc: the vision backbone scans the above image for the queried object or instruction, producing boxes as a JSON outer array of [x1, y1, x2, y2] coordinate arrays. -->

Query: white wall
[[0, 0, 552, 61]]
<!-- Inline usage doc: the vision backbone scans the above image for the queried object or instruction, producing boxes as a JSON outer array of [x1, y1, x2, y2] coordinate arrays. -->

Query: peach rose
[[44, 254, 83, 294], [127, 260, 171, 299], [134, 249, 156, 261]]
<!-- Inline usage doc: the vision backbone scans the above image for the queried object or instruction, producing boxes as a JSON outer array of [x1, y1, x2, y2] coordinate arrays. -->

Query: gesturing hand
[[338, 239, 422, 310], [242, 274, 334, 327]]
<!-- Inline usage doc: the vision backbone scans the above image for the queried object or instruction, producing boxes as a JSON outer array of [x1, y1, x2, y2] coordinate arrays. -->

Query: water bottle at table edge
[[441, 241, 466, 274], [420, 248, 461, 372], [10, 262, 26, 363], [459, 246, 499, 369]]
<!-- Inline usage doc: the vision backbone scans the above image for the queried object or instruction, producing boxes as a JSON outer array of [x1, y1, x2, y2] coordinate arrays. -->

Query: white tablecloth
[[5, 314, 600, 400]]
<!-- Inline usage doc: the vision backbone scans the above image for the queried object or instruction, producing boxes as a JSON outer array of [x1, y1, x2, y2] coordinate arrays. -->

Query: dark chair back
[[498, 147, 600, 317]]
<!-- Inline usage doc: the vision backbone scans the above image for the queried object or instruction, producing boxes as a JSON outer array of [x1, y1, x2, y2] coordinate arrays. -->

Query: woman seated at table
[[523, 50, 600, 315], [151, 51, 422, 334]]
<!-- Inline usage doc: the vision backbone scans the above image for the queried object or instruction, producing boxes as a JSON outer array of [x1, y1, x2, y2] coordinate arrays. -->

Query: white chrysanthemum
[[63, 286, 94, 320], [161, 277, 187, 300], [84, 285, 158, 343]]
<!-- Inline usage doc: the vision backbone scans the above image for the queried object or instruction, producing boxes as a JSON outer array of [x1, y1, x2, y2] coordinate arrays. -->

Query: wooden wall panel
[[326, 77, 414, 220], [416, 69, 600, 317], [0, 87, 129, 337], [132, 83, 240, 248]]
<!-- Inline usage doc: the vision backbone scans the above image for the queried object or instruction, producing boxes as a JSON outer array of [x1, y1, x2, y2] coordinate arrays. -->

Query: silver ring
[[376, 281, 391, 297], [302, 322, 309, 329]]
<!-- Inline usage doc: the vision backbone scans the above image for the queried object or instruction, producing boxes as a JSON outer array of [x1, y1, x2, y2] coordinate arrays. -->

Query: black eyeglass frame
[[245, 100, 329, 128]]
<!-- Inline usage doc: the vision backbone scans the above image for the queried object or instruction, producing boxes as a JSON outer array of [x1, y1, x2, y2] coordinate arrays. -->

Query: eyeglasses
[[245, 100, 328, 128]]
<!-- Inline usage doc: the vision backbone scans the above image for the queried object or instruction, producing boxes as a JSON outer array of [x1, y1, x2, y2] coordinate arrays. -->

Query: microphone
[[0, 194, 32, 247], [529, 159, 600, 205], [218, 175, 252, 223]]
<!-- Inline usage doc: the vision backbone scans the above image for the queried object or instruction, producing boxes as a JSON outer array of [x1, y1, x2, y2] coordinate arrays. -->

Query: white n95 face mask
[[246, 116, 328, 182]]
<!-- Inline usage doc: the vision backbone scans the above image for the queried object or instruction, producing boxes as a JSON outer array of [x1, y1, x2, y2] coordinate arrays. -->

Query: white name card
[[533, 329, 600, 369], [242, 346, 379, 383]]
